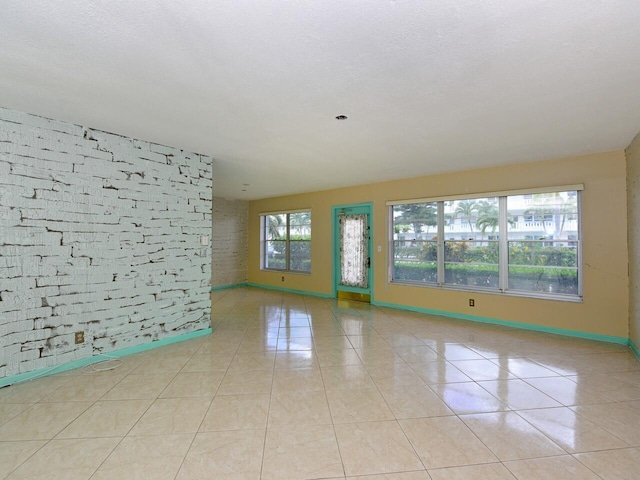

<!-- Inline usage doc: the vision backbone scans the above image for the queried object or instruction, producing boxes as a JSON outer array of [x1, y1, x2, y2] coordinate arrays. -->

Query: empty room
[[1, 1, 640, 479]]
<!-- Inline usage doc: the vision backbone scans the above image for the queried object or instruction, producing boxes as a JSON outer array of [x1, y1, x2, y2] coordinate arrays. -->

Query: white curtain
[[339, 214, 368, 288]]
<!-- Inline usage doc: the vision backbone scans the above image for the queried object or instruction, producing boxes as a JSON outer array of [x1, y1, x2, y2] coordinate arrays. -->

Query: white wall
[[211, 197, 248, 287], [0, 107, 212, 379]]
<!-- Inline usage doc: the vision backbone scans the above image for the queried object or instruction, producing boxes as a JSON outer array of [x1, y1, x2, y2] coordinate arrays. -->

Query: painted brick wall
[[0, 107, 212, 379], [211, 197, 248, 287]]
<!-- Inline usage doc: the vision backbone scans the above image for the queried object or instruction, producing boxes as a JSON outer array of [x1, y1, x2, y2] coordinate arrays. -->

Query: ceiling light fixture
[[335, 115, 348, 120]]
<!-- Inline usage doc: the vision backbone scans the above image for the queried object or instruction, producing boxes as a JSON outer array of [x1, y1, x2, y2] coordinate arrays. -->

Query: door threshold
[[337, 291, 371, 303]]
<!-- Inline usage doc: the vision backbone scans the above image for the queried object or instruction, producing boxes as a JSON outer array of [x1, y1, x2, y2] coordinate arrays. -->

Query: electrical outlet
[[75, 331, 85, 344], [469, 299, 475, 307], [281, 276, 285, 282]]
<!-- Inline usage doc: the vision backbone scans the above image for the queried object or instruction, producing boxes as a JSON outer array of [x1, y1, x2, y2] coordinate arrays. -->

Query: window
[[445, 198, 499, 289], [261, 211, 311, 273], [507, 192, 579, 295], [392, 202, 437, 283], [389, 188, 581, 300]]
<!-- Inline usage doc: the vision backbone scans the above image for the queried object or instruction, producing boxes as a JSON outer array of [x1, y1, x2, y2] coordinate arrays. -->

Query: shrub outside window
[[390, 188, 581, 300], [262, 211, 311, 273]]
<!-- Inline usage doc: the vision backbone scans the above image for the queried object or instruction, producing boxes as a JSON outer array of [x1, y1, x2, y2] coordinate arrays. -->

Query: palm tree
[[454, 200, 478, 234], [267, 214, 285, 240], [476, 201, 499, 242], [551, 195, 577, 239], [290, 212, 311, 237]]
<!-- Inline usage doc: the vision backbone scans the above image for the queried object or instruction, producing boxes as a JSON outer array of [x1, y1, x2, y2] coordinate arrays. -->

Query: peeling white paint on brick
[[211, 197, 247, 287], [0, 107, 212, 379]]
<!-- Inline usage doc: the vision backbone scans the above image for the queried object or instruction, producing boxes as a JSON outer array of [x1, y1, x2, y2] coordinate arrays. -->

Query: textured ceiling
[[1, 1, 639, 200]]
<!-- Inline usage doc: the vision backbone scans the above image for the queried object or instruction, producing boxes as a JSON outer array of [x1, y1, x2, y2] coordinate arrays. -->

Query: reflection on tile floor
[[1, 286, 639, 479]]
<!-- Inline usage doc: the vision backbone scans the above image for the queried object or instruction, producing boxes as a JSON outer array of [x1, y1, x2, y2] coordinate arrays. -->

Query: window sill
[[389, 280, 583, 303], [262, 268, 311, 276]]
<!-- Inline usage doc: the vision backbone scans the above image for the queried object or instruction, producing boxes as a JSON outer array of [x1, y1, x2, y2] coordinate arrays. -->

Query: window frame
[[260, 210, 311, 274], [388, 186, 583, 302]]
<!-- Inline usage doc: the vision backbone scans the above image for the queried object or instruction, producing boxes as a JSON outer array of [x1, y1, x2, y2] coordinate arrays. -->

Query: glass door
[[333, 203, 372, 302]]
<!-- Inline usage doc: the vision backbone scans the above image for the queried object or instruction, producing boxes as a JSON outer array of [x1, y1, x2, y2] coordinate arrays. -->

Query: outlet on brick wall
[[0, 107, 213, 379]]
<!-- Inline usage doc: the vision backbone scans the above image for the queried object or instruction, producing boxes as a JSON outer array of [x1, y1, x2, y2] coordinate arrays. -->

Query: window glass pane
[[444, 198, 499, 241], [508, 267, 578, 294], [444, 240, 499, 288], [265, 240, 286, 270], [508, 241, 578, 267], [443, 197, 499, 289], [507, 192, 579, 295], [393, 240, 437, 283], [265, 214, 286, 240], [392, 203, 438, 283], [393, 203, 438, 238], [290, 212, 311, 235], [290, 212, 311, 273], [508, 192, 578, 238], [290, 240, 311, 272]]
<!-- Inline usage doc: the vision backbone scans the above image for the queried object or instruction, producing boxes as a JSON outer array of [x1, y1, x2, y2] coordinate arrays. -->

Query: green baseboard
[[246, 282, 333, 299], [210, 282, 248, 291], [630, 339, 640, 362], [0, 328, 212, 389], [372, 300, 629, 346]]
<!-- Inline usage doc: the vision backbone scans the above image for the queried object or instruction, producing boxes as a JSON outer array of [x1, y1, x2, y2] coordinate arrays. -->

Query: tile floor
[[1, 286, 639, 479]]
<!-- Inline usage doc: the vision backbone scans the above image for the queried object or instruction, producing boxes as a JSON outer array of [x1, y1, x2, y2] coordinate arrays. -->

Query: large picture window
[[261, 211, 311, 273], [390, 187, 581, 300]]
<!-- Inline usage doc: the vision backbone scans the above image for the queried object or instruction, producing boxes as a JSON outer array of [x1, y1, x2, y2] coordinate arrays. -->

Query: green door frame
[[332, 202, 373, 300]]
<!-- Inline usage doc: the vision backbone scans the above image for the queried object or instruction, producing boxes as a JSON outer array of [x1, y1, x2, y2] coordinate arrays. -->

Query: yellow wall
[[248, 151, 629, 339], [626, 132, 640, 349]]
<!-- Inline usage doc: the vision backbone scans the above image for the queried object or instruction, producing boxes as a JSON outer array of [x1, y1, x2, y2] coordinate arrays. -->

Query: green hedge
[[267, 240, 311, 271], [412, 241, 577, 267], [393, 261, 578, 293], [265, 257, 311, 272], [394, 261, 577, 278], [394, 262, 498, 286], [394, 241, 577, 267]]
